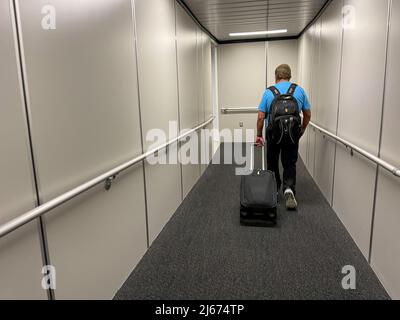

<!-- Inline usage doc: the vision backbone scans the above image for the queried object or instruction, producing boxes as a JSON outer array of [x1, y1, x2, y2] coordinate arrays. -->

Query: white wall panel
[[297, 36, 309, 163], [337, 0, 389, 152], [45, 165, 147, 300], [204, 37, 213, 120], [0, 224, 46, 300], [374, 0, 400, 180], [333, 147, 377, 257], [145, 147, 182, 244], [314, 134, 336, 203], [197, 29, 204, 125], [0, 0, 46, 300], [372, 169, 400, 299], [211, 45, 219, 154], [16, 0, 147, 298], [176, 4, 200, 197], [135, 0, 179, 149], [307, 21, 322, 177], [181, 135, 200, 198], [135, 0, 182, 245], [200, 123, 213, 174], [299, 129, 309, 165], [218, 42, 266, 142], [298, 25, 315, 166], [266, 40, 298, 86], [314, 0, 343, 203], [314, 0, 343, 132], [201, 33, 213, 173], [17, 0, 144, 199], [298, 28, 314, 104], [371, 0, 400, 299], [176, 4, 199, 131], [333, 0, 390, 258], [197, 30, 209, 126], [308, 130, 317, 177]]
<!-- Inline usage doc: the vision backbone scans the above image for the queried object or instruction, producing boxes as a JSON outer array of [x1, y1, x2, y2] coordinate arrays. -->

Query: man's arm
[[256, 112, 266, 145], [301, 88, 312, 135], [256, 90, 270, 145], [301, 109, 311, 134], [257, 112, 266, 137]]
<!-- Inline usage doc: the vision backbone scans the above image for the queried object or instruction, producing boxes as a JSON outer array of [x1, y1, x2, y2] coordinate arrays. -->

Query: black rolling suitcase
[[240, 144, 278, 227]]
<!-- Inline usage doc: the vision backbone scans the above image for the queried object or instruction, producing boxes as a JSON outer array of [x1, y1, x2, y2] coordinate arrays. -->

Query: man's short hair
[[275, 64, 292, 80]]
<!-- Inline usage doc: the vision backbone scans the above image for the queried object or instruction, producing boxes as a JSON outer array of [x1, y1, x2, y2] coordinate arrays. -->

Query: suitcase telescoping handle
[[250, 143, 266, 171]]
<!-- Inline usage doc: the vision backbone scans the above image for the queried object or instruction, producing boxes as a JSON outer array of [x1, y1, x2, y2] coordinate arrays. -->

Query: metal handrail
[[0, 116, 214, 239], [221, 107, 258, 113], [309, 122, 400, 178], [220, 107, 400, 178]]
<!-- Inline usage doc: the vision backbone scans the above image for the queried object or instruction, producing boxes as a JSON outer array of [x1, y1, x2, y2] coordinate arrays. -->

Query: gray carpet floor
[[115, 144, 389, 300]]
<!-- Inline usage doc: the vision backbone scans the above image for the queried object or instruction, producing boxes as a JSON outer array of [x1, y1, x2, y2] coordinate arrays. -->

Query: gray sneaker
[[284, 189, 298, 210]]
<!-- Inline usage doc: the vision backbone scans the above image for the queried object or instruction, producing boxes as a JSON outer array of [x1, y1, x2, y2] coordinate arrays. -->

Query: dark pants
[[266, 135, 299, 194]]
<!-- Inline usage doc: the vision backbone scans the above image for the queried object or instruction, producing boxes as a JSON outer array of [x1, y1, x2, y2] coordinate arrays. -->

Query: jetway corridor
[[115, 145, 388, 300], [1, 0, 400, 302]]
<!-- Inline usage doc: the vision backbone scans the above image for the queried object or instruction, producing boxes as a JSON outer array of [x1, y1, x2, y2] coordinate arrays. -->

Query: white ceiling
[[182, 0, 328, 41]]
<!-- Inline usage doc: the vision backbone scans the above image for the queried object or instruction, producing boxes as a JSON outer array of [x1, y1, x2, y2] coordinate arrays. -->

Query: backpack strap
[[268, 86, 280, 97], [287, 83, 298, 95]]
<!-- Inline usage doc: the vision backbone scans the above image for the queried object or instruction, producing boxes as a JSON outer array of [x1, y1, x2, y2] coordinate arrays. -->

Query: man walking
[[256, 64, 311, 210]]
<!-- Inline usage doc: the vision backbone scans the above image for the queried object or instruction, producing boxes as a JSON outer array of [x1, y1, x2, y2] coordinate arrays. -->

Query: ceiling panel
[[182, 0, 328, 41]]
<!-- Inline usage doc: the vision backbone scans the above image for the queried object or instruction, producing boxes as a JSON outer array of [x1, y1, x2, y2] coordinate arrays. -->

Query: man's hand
[[256, 136, 265, 147]]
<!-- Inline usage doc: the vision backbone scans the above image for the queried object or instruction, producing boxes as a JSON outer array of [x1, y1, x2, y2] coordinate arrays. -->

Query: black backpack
[[267, 83, 302, 144]]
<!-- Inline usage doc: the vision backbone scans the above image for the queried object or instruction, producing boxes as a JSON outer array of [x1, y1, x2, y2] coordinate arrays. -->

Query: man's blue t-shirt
[[258, 81, 311, 115]]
